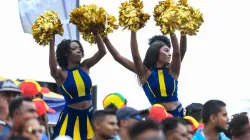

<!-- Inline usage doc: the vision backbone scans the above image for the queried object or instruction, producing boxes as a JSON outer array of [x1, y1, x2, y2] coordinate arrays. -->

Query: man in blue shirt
[[192, 100, 230, 140]]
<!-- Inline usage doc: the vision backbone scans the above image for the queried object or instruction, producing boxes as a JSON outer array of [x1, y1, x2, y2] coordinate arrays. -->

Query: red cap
[[184, 116, 200, 131], [198, 123, 204, 129], [19, 80, 50, 97], [149, 104, 173, 123], [33, 98, 56, 116]]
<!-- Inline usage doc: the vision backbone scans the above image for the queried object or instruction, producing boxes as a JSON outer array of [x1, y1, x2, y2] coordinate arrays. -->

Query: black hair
[[143, 35, 171, 70], [104, 103, 118, 112], [35, 93, 43, 99], [185, 103, 203, 122], [56, 39, 83, 69], [148, 35, 171, 48], [129, 118, 160, 140], [202, 100, 226, 125], [161, 118, 187, 136], [229, 114, 249, 137], [92, 109, 116, 127], [9, 97, 32, 118]]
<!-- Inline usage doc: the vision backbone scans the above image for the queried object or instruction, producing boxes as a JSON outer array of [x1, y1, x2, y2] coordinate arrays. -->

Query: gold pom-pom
[[177, 0, 204, 35], [32, 10, 64, 46], [153, 0, 181, 35], [69, 4, 119, 45], [118, 0, 150, 32]]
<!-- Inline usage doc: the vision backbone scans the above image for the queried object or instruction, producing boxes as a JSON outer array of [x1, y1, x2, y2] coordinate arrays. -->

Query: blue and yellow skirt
[[53, 105, 94, 140], [168, 104, 185, 117]]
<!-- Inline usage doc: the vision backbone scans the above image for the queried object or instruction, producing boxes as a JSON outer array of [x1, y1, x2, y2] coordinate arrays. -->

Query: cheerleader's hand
[[90, 28, 98, 36]]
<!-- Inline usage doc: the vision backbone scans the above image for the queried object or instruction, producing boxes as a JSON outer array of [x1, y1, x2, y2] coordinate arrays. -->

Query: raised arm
[[169, 33, 181, 79], [49, 35, 61, 79], [82, 31, 107, 69], [180, 35, 187, 62], [130, 31, 148, 84], [103, 36, 136, 73]]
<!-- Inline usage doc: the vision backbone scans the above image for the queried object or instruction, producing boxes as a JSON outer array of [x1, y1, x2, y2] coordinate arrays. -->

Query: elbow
[[50, 71, 56, 78], [100, 49, 107, 57], [113, 54, 122, 62], [173, 51, 181, 57], [180, 48, 186, 54], [49, 67, 58, 78]]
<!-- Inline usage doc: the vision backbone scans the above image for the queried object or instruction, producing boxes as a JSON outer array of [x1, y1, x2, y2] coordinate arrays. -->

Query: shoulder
[[192, 135, 198, 140], [219, 132, 230, 140], [192, 129, 204, 140]]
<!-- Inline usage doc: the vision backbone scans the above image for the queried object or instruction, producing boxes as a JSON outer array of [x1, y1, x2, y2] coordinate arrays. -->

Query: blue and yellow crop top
[[59, 66, 92, 105], [142, 67, 178, 105]]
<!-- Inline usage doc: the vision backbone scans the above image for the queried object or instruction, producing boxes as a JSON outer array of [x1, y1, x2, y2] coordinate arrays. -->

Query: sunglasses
[[231, 112, 248, 119], [27, 126, 45, 135], [124, 114, 142, 121]]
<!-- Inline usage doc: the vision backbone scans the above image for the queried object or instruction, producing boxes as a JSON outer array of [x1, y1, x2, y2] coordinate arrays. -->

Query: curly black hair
[[148, 35, 171, 48], [229, 114, 249, 138], [56, 39, 83, 69]]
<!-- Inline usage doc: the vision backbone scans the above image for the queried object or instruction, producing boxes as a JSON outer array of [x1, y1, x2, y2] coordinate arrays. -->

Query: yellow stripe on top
[[171, 79, 176, 96], [146, 81, 156, 97], [62, 85, 73, 99], [73, 116, 81, 139], [59, 114, 68, 136], [72, 70, 86, 97], [87, 116, 94, 139], [158, 70, 167, 97]]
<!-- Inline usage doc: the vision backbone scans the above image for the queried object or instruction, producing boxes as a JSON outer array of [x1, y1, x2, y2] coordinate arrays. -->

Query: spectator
[[129, 119, 162, 140], [185, 103, 203, 122], [161, 118, 188, 140], [192, 100, 229, 140], [184, 116, 202, 132], [104, 103, 118, 112], [183, 118, 195, 140], [9, 97, 37, 136], [229, 113, 250, 140], [116, 107, 143, 140], [148, 104, 173, 123], [19, 80, 49, 99], [21, 118, 43, 140], [92, 109, 119, 140], [0, 80, 22, 103], [33, 98, 56, 140], [0, 98, 11, 139]]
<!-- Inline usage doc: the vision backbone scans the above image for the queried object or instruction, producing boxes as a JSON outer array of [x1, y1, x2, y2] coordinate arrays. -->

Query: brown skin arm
[[81, 31, 106, 70], [103, 36, 136, 73], [49, 35, 62, 80], [180, 35, 187, 62], [169, 33, 181, 79], [130, 31, 149, 84]]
